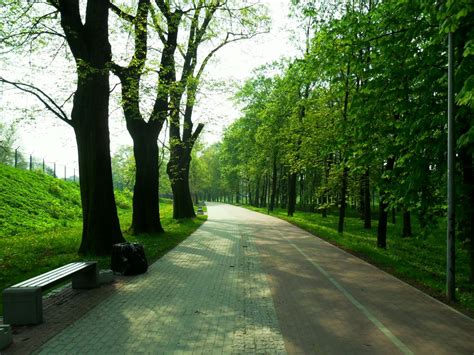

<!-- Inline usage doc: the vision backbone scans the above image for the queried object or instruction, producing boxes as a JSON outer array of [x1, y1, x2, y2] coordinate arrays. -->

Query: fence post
[[73, 168, 76, 182], [42, 159, 45, 173], [29, 154, 32, 171], [54, 163, 56, 178], [64, 166, 66, 181], [14, 149, 18, 168]]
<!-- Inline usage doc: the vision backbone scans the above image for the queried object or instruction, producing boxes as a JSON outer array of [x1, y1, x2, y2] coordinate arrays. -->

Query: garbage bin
[[111, 242, 148, 275]]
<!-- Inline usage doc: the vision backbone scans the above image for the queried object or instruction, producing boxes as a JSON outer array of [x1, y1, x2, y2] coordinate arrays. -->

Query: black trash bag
[[111, 242, 148, 275]]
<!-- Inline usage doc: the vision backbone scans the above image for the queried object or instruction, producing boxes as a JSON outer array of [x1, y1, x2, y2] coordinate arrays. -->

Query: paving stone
[[37, 205, 286, 354]]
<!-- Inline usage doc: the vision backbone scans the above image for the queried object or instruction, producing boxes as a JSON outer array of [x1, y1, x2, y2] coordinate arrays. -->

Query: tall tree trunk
[[299, 174, 304, 210], [402, 209, 412, 238], [377, 157, 395, 249], [111, 0, 171, 233], [262, 175, 268, 207], [280, 168, 287, 209], [167, 151, 195, 218], [57, 0, 125, 255], [288, 172, 297, 216], [255, 178, 260, 207], [359, 174, 365, 220], [249, 182, 253, 206], [74, 98, 125, 255], [128, 120, 163, 234], [338, 166, 349, 233], [363, 168, 371, 229], [269, 155, 278, 212]]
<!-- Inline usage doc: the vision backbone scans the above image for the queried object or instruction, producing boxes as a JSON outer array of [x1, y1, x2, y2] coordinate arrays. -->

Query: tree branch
[[0, 77, 72, 126], [109, 2, 135, 22]]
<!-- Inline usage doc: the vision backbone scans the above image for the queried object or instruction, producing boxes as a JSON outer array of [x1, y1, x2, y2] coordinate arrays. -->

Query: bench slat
[[12, 262, 94, 288]]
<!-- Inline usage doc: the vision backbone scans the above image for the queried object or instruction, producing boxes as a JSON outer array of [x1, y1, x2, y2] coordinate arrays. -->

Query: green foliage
[[192, 0, 474, 289], [111, 145, 172, 195]]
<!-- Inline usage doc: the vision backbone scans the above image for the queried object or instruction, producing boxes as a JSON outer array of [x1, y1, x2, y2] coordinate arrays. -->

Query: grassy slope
[[242, 204, 474, 315], [0, 164, 206, 314]]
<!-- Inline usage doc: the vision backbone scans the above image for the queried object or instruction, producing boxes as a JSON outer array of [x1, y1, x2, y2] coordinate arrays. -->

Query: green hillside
[[0, 164, 205, 315], [0, 164, 83, 237]]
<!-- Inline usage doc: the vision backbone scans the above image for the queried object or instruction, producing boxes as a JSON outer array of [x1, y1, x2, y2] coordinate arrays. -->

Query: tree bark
[[402, 209, 412, 238], [128, 120, 163, 234], [377, 157, 395, 249], [56, 0, 125, 255], [167, 150, 195, 219], [255, 177, 260, 207], [288, 172, 297, 216], [338, 166, 348, 233], [363, 168, 371, 228], [111, 0, 171, 233], [269, 155, 277, 212]]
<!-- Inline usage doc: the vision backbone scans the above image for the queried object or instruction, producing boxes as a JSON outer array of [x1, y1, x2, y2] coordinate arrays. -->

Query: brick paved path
[[37, 204, 286, 354], [221, 204, 474, 354], [31, 203, 474, 354]]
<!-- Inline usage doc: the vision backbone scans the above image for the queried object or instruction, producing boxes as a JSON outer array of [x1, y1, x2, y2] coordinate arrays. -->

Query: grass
[[0, 164, 206, 315], [241, 204, 474, 316]]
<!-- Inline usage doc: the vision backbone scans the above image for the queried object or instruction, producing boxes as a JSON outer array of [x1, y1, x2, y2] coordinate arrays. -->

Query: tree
[[0, 121, 18, 165], [1, 1, 125, 254], [109, 0, 268, 222], [165, 0, 269, 218], [110, 0, 167, 234]]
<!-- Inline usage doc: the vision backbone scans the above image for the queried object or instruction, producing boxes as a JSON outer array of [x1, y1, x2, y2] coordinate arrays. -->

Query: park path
[[37, 203, 287, 354], [37, 202, 474, 354], [222, 203, 474, 354]]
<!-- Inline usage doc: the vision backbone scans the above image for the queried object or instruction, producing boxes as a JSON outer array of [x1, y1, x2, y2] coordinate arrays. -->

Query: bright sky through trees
[[0, 0, 298, 167]]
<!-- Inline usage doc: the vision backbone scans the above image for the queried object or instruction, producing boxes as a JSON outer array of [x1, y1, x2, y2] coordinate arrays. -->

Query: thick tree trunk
[[363, 168, 371, 229], [377, 157, 395, 249], [74, 75, 125, 255], [128, 120, 163, 234], [167, 154, 195, 219], [402, 209, 412, 238], [58, 0, 125, 255], [338, 166, 349, 233], [288, 172, 297, 217]]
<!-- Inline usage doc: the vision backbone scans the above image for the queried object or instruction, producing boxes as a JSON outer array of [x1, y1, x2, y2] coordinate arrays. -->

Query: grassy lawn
[[0, 164, 206, 315], [241, 204, 474, 316], [0, 200, 206, 315]]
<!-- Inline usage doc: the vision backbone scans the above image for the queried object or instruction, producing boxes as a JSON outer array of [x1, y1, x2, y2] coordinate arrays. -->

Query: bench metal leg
[[2, 287, 43, 325], [72, 262, 99, 289]]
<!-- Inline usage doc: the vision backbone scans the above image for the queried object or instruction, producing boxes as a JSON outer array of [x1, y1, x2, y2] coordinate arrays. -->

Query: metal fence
[[0, 145, 79, 182]]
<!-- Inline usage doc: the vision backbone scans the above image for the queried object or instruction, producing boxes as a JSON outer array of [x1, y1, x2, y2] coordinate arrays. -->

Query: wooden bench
[[2, 261, 99, 325]]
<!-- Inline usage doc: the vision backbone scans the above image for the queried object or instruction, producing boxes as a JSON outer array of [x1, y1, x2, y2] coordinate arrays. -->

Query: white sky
[[0, 0, 301, 169]]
